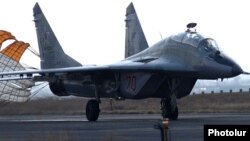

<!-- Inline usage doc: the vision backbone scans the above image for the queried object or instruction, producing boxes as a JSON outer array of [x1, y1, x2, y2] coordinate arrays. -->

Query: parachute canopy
[[0, 30, 16, 48], [0, 30, 35, 103]]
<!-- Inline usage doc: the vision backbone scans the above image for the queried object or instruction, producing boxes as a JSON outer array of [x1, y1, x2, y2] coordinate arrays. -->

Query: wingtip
[[33, 2, 42, 15]]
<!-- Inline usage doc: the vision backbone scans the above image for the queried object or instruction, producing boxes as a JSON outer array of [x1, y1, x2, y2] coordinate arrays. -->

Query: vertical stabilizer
[[33, 3, 82, 69], [125, 3, 148, 58]]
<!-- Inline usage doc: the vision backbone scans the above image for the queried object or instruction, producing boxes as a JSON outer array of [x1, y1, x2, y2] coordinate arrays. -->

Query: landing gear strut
[[86, 99, 100, 121]]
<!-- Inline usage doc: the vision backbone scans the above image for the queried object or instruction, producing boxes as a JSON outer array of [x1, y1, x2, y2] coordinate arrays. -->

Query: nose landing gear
[[161, 97, 178, 120]]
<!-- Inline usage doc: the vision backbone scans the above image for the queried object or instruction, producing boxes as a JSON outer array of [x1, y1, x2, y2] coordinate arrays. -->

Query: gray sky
[[1, 0, 250, 72]]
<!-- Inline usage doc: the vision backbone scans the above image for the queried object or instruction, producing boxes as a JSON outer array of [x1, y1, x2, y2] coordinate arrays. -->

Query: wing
[[0, 57, 197, 81], [111, 58, 195, 74]]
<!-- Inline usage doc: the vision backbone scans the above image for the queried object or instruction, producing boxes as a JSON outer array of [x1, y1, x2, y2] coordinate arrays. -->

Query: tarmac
[[0, 113, 250, 141]]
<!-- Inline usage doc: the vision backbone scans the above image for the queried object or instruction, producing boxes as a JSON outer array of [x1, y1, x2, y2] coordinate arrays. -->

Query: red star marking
[[44, 31, 49, 40]]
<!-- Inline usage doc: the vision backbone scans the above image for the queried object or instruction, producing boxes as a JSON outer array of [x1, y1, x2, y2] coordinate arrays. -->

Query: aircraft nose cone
[[232, 64, 243, 76], [217, 53, 243, 76]]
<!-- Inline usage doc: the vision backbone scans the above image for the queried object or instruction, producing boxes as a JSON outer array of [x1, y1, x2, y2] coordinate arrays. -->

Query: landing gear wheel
[[86, 100, 100, 121], [169, 107, 178, 120], [161, 98, 178, 120]]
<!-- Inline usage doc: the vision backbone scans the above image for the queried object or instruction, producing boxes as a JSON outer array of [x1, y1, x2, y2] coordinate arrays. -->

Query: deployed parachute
[[0, 30, 35, 102], [0, 30, 16, 48], [1, 41, 30, 62]]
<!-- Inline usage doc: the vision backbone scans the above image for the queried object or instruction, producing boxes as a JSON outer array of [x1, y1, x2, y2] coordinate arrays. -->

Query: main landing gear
[[86, 99, 100, 121], [86, 83, 101, 122]]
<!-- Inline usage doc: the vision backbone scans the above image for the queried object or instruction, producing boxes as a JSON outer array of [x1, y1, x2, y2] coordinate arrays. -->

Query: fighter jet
[[0, 2, 248, 121]]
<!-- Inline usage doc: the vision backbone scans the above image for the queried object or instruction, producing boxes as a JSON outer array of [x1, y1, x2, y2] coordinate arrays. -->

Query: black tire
[[86, 100, 100, 121], [170, 107, 178, 120]]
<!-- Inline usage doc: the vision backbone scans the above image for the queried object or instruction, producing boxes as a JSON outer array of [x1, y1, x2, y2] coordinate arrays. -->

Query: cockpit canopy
[[170, 31, 220, 52], [198, 38, 219, 52]]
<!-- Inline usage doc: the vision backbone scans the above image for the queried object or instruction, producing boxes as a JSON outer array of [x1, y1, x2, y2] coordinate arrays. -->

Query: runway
[[0, 113, 250, 141]]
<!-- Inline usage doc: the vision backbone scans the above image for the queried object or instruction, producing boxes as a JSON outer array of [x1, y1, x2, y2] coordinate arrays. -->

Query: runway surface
[[0, 113, 250, 141]]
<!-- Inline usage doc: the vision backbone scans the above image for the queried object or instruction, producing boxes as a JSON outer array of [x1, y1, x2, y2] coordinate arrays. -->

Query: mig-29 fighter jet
[[0, 2, 247, 121]]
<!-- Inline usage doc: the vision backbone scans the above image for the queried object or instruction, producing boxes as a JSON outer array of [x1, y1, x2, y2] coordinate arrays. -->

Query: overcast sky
[[1, 0, 250, 73]]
